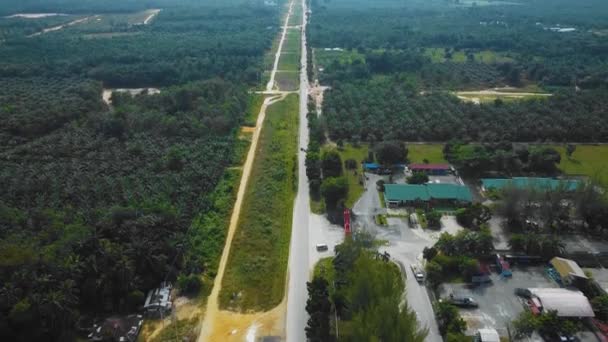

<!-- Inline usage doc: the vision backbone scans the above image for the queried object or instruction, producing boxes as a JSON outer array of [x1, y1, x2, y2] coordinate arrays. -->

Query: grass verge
[[243, 93, 265, 127], [408, 144, 447, 164], [278, 51, 301, 71], [547, 144, 608, 187], [220, 94, 299, 311], [378, 190, 386, 208]]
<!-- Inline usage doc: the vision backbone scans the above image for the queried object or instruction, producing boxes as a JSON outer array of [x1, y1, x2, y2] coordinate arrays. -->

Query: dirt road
[[196, 1, 296, 341], [267, 1, 295, 92], [196, 93, 286, 342], [29, 15, 97, 37], [143, 9, 161, 25]]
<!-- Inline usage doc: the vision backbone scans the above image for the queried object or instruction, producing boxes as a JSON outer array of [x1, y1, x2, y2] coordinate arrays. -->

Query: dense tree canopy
[[0, 0, 277, 340]]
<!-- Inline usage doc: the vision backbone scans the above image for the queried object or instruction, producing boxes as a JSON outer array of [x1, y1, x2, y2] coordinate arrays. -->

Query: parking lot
[[439, 266, 558, 336]]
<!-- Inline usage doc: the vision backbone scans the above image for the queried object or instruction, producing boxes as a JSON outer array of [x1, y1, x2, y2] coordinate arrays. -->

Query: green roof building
[[426, 183, 473, 202], [384, 183, 472, 207], [481, 177, 581, 192]]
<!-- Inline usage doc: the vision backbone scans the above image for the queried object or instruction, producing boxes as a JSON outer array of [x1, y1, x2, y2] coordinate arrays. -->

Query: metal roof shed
[[529, 288, 594, 317], [426, 183, 473, 202], [384, 184, 430, 202], [476, 329, 500, 342], [550, 257, 588, 280]]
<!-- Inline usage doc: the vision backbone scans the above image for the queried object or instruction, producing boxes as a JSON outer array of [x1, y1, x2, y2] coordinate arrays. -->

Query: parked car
[[514, 288, 532, 298], [447, 295, 478, 308], [315, 244, 328, 252], [540, 332, 576, 342], [410, 264, 425, 282]]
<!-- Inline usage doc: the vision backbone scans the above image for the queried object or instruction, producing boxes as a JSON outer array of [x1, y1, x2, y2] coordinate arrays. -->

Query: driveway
[[353, 173, 443, 342]]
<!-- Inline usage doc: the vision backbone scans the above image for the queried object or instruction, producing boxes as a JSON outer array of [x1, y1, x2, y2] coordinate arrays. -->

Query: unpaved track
[[28, 15, 98, 37], [267, 1, 295, 92], [143, 9, 161, 25], [197, 93, 285, 342], [197, 1, 296, 340]]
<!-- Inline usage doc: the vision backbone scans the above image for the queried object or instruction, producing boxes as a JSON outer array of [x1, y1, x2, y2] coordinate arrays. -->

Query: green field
[[274, 71, 299, 91], [278, 51, 301, 71], [424, 47, 514, 64], [220, 94, 299, 311], [408, 144, 447, 164], [549, 145, 608, 186], [283, 29, 301, 53], [314, 48, 365, 70]]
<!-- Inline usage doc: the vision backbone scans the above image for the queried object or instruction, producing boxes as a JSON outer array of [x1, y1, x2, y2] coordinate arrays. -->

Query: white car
[[410, 264, 425, 282]]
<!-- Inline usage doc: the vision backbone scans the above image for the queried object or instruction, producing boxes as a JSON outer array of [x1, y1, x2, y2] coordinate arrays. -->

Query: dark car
[[514, 288, 532, 298]]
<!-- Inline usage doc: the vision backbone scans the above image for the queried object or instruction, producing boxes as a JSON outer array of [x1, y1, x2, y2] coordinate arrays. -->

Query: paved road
[[285, 0, 311, 340], [353, 173, 443, 342]]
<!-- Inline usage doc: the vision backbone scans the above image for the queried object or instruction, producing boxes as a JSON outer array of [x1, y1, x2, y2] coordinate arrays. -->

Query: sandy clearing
[[456, 90, 552, 97], [6, 13, 67, 19], [455, 88, 552, 104], [142, 9, 161, 25], [29, 15, 98, 37], [102, 88, 160, 106]]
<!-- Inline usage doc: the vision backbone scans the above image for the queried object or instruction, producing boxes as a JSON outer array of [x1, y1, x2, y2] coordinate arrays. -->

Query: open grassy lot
[[423, 47, 515, 64], [408, 143, 446, 164], [274, 70, 299, 91], [548, 145, 608, 187], [220, 94, 299, 311], [314, 48, 365, 70], [278, 51, 300, 71], [288, 0, 302, 26], [283, 29, 301, 53]]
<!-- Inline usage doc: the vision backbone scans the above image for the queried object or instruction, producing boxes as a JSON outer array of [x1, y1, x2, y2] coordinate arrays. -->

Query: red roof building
[[409, 164, 451, 170], [407, 164, 451, 175]]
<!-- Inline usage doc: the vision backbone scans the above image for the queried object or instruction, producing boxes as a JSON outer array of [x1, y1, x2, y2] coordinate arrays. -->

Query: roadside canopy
[[550, 257, 588, 280]]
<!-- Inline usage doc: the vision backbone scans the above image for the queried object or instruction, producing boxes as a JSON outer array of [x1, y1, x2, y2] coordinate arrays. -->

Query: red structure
[[343, 208, 351, 235], [408, 163, 451, 175]]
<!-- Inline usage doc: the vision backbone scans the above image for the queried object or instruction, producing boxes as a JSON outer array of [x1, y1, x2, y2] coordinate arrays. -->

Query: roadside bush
[[426, 210, 442, 229], [435, 302, 466, 336], [407, 172, 429, 184], [455, 204, 491, 230], [321, 177, 349, 209], [592, 295, 608, 321], [177, 273, 202, 296], [422, 246, 438, 261], [321, 149, 343, 178], [344, 158, 357, 170]]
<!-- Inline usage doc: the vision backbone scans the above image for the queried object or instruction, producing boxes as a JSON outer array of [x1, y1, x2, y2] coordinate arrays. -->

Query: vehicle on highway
[[443, 295, 479, 308], [315, 243, 328, 252], [410, 264, 425, 282]]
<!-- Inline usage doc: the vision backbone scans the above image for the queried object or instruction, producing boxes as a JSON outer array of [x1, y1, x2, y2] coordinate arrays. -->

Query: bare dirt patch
[[102, 88, 161, 106]]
